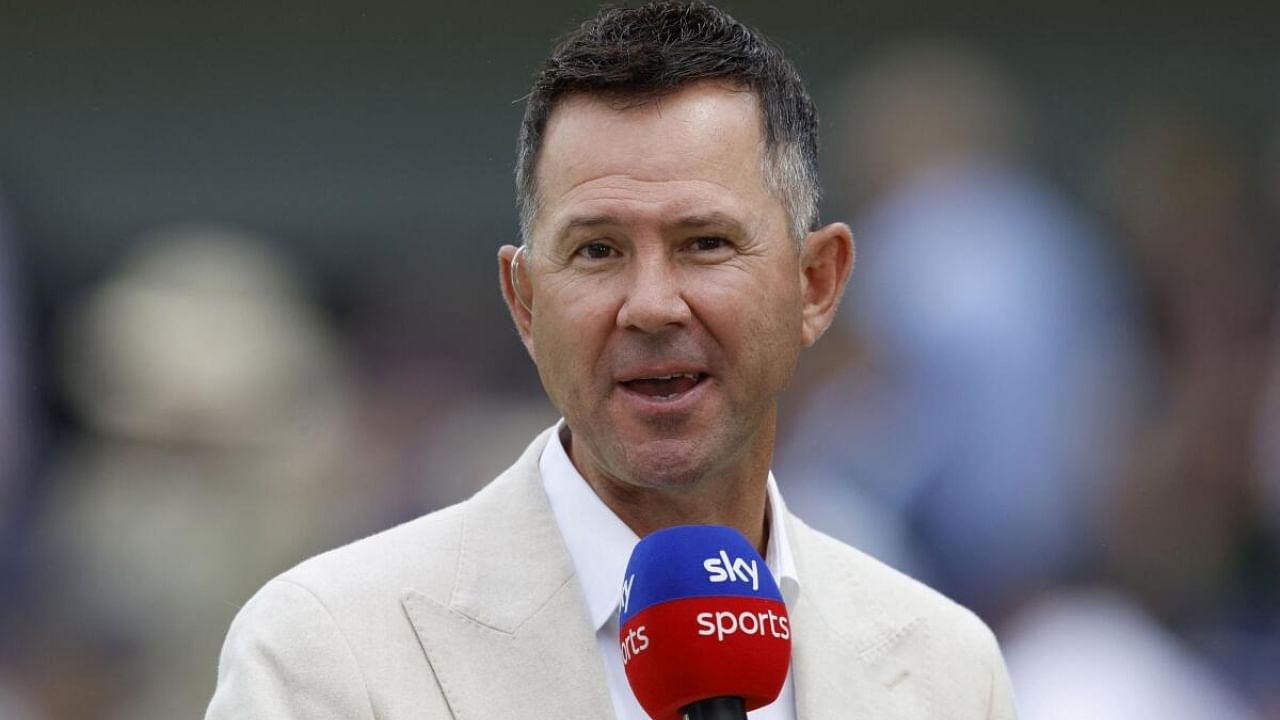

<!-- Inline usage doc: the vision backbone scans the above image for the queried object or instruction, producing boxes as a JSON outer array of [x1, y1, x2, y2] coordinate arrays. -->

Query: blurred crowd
[[0, 40, 1278, 720]]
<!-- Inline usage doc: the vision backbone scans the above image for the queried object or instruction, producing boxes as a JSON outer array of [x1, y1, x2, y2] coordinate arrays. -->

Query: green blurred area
[[0, 1, 1274, 305]]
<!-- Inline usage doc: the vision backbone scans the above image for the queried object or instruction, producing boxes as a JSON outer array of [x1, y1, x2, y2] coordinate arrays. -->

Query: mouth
[[618, 372, 708, 401]]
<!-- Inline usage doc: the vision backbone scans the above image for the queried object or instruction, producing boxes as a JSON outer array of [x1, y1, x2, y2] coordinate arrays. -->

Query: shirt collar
[[540, 421, 800, 633]]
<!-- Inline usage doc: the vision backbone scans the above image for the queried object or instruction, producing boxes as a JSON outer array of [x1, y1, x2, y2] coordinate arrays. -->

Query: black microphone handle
[[681, 696, 747, 720]]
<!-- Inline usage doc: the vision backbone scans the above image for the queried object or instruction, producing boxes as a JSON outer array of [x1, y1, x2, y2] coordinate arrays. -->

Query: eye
[[689, 236, 729, 252], [576, 241, 617, 260]]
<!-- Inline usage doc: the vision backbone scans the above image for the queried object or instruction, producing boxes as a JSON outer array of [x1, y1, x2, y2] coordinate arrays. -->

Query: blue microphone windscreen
[[619, 525, 783, 624]]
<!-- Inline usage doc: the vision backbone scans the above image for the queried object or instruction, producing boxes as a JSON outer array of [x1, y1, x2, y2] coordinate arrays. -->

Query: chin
[[618, 438, 718, 490]]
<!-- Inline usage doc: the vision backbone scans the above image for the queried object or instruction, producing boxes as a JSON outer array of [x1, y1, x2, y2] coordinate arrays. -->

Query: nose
[[616, 255, 692, 333]]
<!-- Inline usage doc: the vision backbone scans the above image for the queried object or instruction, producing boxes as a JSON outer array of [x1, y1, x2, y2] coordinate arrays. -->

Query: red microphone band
[[621, 595, 791, 720]]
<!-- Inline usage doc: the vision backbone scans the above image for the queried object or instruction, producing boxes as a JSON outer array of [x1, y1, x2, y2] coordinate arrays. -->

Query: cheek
[[689, 269, 803, 350], [530, 285, 619, 388]]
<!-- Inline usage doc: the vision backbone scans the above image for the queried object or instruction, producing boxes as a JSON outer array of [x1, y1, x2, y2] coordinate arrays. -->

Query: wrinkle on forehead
[[546, 176, 763, 248], [532, 82, 782, 243]]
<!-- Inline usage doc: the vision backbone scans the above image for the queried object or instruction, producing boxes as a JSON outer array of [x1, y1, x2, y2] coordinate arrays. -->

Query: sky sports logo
[[696, 608, 790, 642], [703, 550, 760, 591], [622, 573, 635, 614], [619, 549, 785, 665], [621, 623, 650, 665]]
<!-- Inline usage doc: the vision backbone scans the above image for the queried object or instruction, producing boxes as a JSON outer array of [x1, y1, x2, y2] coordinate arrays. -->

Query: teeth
[[646, 372, 698, 381]]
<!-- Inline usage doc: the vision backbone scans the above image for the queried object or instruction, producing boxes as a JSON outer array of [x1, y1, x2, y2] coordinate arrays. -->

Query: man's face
[[513, 81, 810, 491]]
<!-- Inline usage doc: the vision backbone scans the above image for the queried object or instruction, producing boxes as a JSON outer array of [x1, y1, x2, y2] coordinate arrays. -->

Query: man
[[206, 3, 1016, 718]]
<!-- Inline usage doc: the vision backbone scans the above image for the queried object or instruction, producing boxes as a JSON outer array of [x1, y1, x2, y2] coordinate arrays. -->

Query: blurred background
[[0, 1, 1277, 718]]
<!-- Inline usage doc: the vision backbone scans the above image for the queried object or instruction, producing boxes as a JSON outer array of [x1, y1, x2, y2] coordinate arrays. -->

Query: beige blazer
[[206, 428, 1016, 719]]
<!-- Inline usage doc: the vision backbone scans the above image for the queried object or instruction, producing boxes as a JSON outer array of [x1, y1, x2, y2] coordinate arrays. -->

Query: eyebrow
[[669, 212, 744, 232]]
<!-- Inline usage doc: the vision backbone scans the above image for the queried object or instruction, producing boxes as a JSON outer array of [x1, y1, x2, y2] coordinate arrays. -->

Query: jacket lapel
[[401, 430, 615, 719], [787, 514, 933, 719], [790, 590, 874, 718]]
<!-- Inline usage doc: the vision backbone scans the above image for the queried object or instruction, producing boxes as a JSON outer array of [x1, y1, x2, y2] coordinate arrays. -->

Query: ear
[[498, 244, 536, 359], [798, 222, 855, 347]]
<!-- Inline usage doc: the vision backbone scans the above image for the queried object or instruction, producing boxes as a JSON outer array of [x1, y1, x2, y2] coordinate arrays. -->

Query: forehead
[[534, 82, 780, 238]]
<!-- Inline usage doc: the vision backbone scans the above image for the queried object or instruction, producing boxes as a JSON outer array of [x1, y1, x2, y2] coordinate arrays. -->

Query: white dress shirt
[[541, 422, 799, 720]]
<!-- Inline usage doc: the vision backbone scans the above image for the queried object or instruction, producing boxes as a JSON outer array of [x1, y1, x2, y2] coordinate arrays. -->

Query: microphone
[[619, 525, 791, 720]]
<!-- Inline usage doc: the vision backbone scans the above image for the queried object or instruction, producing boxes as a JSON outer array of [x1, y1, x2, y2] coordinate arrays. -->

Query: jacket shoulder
[[280, 499, 467, 608], [792, 516, 1007, 660], [791, 517, 1016, 716], [276, 425, 558, 609], [793, 516, 987, 630]]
